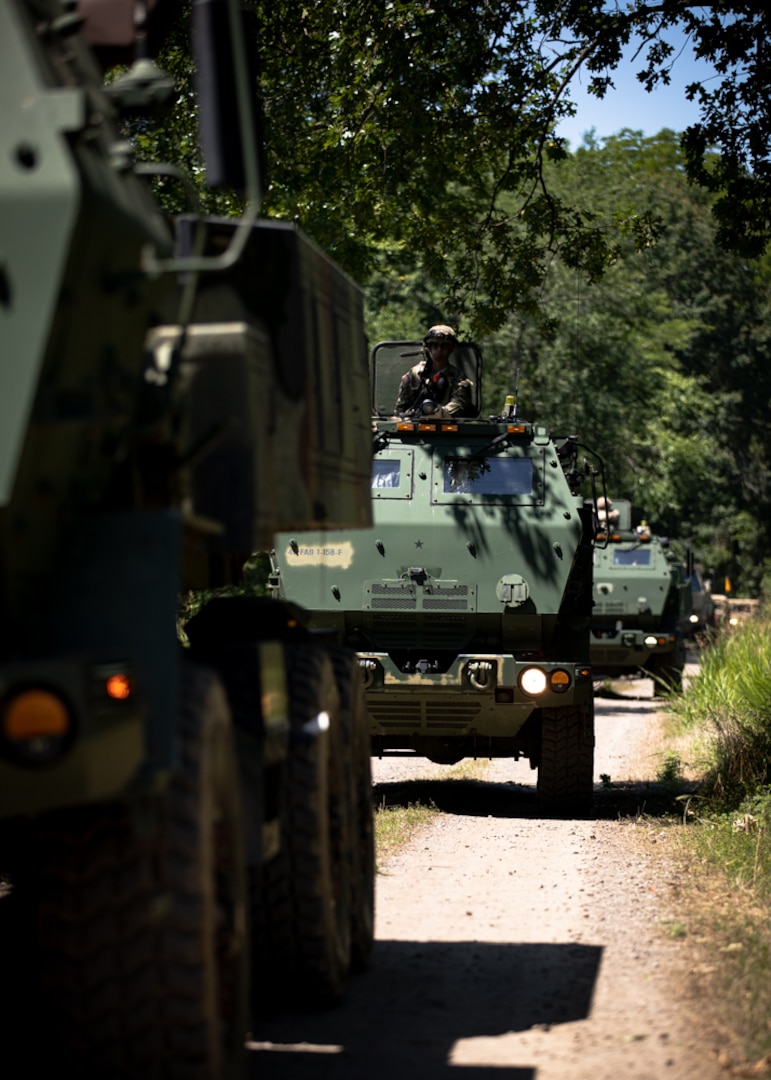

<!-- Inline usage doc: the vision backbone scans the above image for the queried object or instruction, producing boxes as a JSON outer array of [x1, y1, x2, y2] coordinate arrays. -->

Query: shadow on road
[[372, 773, 696, 822], [248, 939, 602, 1079], [372, 690, 697, 822]]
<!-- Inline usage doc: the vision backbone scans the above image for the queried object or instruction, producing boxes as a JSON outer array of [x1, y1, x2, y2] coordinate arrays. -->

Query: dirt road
[[248, 677, 727, 1080]]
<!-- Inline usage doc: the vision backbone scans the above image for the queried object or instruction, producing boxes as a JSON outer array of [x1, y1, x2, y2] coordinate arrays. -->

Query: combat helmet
[[424, 324, 458, 345]]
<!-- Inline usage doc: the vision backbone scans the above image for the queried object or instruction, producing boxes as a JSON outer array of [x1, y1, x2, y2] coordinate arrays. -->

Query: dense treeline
[[366, 131, 771, 598], [138, 4, 771, 330]]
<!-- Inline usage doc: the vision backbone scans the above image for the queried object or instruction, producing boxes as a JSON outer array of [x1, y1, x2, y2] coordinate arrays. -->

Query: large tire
[[255, 646, 352, 1010], [327, 646, 375, 974], [28, 665, 248, 1079], [537, 703, 595, 814]]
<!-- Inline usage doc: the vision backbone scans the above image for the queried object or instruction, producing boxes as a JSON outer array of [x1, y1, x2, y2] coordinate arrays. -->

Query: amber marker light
[[3, 690, 70, 741], [106, 673, 132, 701], [507, 424, 527, 434], [441, 423, 459, 432], [549, 669, 571, 693], [396, 422, 416, 432]]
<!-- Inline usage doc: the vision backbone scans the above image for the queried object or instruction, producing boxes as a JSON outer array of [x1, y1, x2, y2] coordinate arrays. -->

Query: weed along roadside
[[374, 758, 490, 864]]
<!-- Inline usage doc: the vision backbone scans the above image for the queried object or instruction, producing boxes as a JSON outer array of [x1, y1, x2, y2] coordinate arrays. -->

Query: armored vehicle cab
[[271, 340, 596, 810], [590, 499, 690, 692]]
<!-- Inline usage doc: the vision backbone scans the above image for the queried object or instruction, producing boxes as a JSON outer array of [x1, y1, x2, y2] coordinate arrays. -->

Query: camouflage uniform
[[394, 359, 473, 418]]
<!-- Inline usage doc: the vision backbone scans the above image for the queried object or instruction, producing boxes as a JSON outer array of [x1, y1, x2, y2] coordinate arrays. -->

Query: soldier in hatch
[[394, 324, 473, 418]]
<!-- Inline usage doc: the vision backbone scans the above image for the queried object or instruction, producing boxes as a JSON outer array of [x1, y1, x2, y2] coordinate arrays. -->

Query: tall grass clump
[[670, 611, 771, 806]]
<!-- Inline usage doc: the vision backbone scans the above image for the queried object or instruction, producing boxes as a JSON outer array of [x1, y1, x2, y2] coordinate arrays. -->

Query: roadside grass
[[653, 810, 771, 1071], [653, 609, 771, 1070], [374, 757, 491, 867], [669, 616, 771, 801], [375, 801, 439, 865]]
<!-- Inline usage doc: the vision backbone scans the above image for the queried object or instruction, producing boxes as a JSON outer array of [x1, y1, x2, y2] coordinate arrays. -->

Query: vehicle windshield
[[443, 456, 533, 496], [372, 459, 400, 488], [370, 340, 481, 418], [612, 548, 653, 567]]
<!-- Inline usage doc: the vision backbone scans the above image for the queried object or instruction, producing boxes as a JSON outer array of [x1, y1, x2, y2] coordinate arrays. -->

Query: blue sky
[[555, 36, 718, 146]]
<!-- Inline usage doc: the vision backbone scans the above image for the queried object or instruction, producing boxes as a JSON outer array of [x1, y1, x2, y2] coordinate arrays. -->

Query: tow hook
[[467, 660, 494, 691], [358, 658, 378, 689]]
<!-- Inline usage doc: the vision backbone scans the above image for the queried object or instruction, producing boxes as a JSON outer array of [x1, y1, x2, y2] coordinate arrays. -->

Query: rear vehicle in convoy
[[589, 499, 691, 693], [0, 2, 374, 1074], [686, 567, 717, 638], [711, 594, 760, 629], [271, 339, 596, 810]]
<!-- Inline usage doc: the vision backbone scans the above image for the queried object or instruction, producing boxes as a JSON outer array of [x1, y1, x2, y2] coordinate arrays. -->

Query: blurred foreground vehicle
[[0, 1, 374, 1074]]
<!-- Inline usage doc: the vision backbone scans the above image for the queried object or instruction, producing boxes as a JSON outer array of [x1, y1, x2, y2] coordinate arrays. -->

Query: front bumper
[[589, 629, 679, 673], [360, 652, 593, 739]]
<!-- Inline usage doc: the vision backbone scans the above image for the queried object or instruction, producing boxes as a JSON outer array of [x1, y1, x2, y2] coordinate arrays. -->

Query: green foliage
[[670, 613, 771, 804], [177, 554, 271, 642], [374, 801, 439, 867], [467, 132, 771, 594], [666, 798, 771, 1067], [250, 0, 617, 332], [133, 3, 771, 332], [659, 612, 771, 1064], [657, 753, 684, 785], [660, 919, 687, 940]]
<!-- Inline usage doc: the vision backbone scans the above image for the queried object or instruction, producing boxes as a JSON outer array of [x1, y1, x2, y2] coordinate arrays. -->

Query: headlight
[[644, 635, 658, 647], [519, 667, 547, 695]]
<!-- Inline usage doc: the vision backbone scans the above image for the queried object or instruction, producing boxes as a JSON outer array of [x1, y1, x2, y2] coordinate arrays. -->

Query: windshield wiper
[[467, 431, 515, 461]]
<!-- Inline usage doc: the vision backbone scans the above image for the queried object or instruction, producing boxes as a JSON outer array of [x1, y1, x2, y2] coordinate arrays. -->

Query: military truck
[[0, 1, 374, 1075], [686, 566, 717, 638], [711, 594, 760, 629], [270, 339, 596, 811], [589, 499, 690, 693]]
